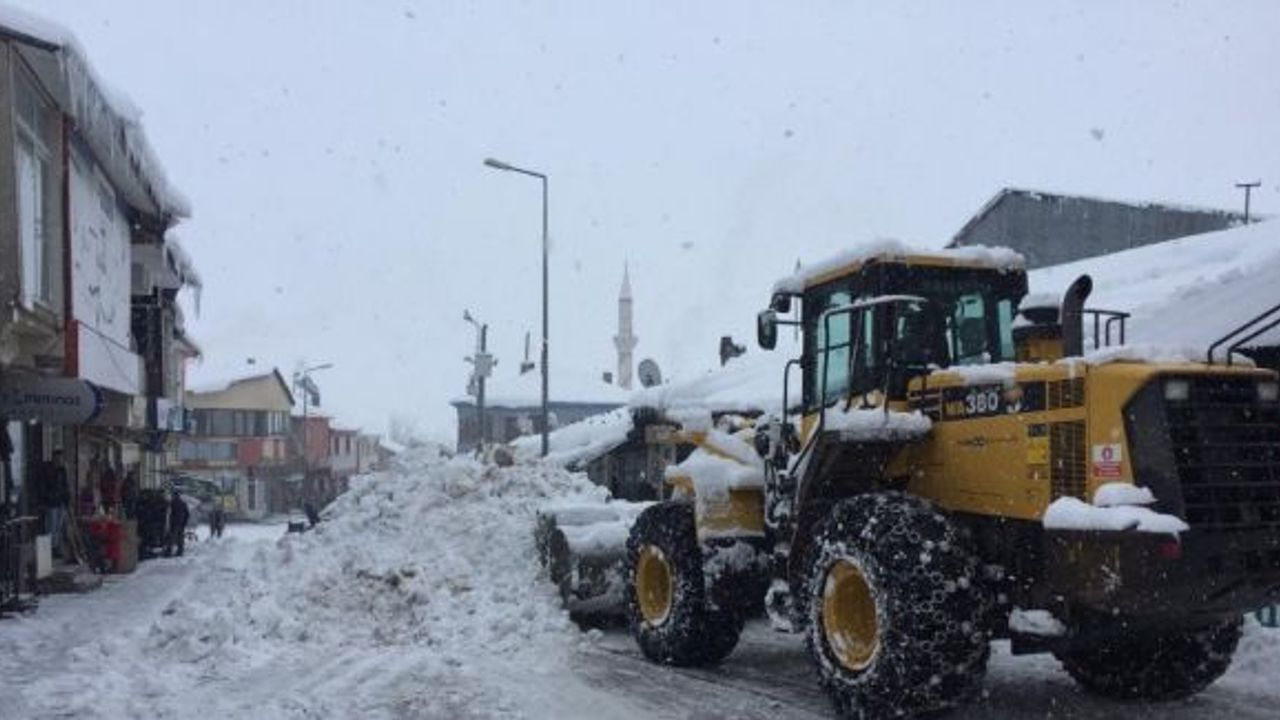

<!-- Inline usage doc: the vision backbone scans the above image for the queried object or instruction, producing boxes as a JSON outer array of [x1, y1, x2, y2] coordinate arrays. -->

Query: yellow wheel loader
[[623, 246, 1280, 718]]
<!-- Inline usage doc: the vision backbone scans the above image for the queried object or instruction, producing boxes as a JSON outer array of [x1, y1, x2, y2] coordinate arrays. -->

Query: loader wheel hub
[[822, 559, 880, 671], [636, 545, 674, 625]]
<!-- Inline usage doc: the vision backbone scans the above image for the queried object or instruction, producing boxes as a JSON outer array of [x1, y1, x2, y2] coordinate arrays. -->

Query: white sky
[[13, 0, 1280, 443]]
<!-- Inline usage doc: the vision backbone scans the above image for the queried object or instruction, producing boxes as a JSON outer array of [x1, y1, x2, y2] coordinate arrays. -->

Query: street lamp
[[484, 156, 550, 456], [463, 310, 494, 452]]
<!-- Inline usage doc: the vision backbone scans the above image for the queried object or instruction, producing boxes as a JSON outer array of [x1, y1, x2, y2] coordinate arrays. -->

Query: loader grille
[[1050, 420, 1087, 500], [1166, 377, 1280, 533], [1047, 378, 1085, 410]]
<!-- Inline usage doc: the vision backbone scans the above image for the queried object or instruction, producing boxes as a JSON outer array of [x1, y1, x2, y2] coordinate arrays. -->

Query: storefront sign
[[0, 376, 102, 424]]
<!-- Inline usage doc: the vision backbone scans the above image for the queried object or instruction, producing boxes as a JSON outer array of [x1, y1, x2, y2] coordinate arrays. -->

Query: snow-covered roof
[[953, 187, 1245, 246], [511, 406, 634, 467], [1030, 219, 1280, 353], [188, 368, 293, 403], [452, 366, 630, 409], [628, 350, 792, 417], [772, 239, 1024, 295], [0, 4, 189, 221]]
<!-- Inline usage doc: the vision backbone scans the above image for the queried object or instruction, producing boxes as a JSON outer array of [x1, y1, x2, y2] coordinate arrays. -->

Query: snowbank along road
[[3, 447, 1280, 719]]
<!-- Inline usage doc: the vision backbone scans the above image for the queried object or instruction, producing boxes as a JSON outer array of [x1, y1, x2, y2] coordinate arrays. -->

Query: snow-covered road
[[3, 453, 1280, 719]]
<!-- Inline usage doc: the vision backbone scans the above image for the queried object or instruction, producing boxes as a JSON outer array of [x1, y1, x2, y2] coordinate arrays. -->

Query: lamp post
[[484, 157, 550, 456], [294, 363, 332, 506], [463, 310, 494, 452]]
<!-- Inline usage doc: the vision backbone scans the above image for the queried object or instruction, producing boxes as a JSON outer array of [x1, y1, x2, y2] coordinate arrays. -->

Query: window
[[14, 70, 53, 308], [177, 440, 237, 461], [811, 289, 853, 407], [949, 293, 989, 365]]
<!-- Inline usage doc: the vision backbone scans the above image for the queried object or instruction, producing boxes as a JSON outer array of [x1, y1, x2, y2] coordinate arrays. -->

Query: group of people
[[27, 448, 224, 561]]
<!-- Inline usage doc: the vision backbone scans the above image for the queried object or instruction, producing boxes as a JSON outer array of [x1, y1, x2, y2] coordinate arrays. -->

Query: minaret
[[613, 263, 638, 389]]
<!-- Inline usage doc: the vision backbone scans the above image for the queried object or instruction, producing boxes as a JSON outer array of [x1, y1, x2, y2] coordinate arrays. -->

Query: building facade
[[0, 19, 194, 547], [176, 371, 294, 520], [950, 188, 1244, 269]]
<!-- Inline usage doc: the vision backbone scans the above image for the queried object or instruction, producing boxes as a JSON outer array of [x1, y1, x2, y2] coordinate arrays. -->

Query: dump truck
[[622, 245, 1280, 718]]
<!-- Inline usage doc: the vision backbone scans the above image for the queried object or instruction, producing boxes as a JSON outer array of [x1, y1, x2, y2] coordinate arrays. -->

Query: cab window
[[813, 290, 853, 406]]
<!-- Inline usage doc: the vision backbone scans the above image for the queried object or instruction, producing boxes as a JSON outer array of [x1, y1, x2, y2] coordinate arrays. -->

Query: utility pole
[[1236, 181, 1261, 224], [464, 310, 495, 453]]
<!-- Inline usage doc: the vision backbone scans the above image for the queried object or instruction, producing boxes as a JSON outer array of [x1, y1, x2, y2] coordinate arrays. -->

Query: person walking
[[303, 499, 319, 529], [165, 491, 190, 557], [208, 503, 225, 539], [39, 451, 70, 559]]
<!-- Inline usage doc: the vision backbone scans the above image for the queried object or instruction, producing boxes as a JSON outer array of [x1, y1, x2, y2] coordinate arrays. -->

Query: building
[[292, 413, 333, 509], [949, 188, 1244, 269], [451, 368, 629, 453], [177, 370, 294, 520], [355, 433, 382, 474], [0, 14, 194, 546], [329, 427, 359, 496]]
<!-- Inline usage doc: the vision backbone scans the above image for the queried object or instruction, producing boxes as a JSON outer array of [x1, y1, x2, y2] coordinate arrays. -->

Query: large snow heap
[[148, 448, 603, 667]]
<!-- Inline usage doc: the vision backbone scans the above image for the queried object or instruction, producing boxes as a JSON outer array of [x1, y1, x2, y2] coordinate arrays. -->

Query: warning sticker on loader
[[1092, 444, 1123, 478]]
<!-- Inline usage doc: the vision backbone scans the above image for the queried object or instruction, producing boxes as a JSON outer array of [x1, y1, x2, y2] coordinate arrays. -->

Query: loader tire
[[1056, 617, 1242, 701], [805, 492, 991, 719], [626, 501, 742, 666]]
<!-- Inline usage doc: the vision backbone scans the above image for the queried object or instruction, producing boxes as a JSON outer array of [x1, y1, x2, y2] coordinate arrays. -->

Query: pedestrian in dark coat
[[40, 451, 71, 558], [304, 500, 319, 528], [209, 504, 225, 539], [166, 491, 190, 557]]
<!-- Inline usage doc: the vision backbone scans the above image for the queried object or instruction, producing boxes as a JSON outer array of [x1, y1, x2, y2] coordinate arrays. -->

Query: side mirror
[[757, 310, 778, 350], [770, 294, 792, 313]]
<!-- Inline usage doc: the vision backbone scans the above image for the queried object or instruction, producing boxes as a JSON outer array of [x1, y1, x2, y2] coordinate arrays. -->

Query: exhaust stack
[[1060, 274, 1093, 358]]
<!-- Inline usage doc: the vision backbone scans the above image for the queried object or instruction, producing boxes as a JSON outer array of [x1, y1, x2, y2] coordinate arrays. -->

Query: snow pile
[[665, 429, 766, 537], [629, 350, 792, 417], [1042, 482, 1188, 535], [823, 406, 932, 441], [511, 406, 633, 467], [935, 362, 1018, 387], [541, 499, 650, 558], [1092, 482, 1156, 507], [1008, 608, 1067, 637], [139, 449, 606, 712], [773, 240, 1025, 294]]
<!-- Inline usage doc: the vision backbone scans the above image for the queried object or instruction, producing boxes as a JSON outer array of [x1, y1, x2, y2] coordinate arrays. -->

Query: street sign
[[0, 375, 102, 424]]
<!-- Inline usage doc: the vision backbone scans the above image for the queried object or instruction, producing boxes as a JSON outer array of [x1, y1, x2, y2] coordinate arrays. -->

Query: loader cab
[[769, 257, 1028, 412]]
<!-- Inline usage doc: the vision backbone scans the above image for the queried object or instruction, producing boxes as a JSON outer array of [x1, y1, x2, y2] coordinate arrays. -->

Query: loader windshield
[[801, 264, 1025, 410]]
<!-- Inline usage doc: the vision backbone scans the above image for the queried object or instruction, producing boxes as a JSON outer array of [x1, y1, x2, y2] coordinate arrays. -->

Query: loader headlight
[[1164, 379, 1191, 402], [1258, 381, 1279, 402]]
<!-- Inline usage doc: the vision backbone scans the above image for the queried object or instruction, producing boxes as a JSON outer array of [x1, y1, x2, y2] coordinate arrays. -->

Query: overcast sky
[[13, 0, 1280, 442]]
